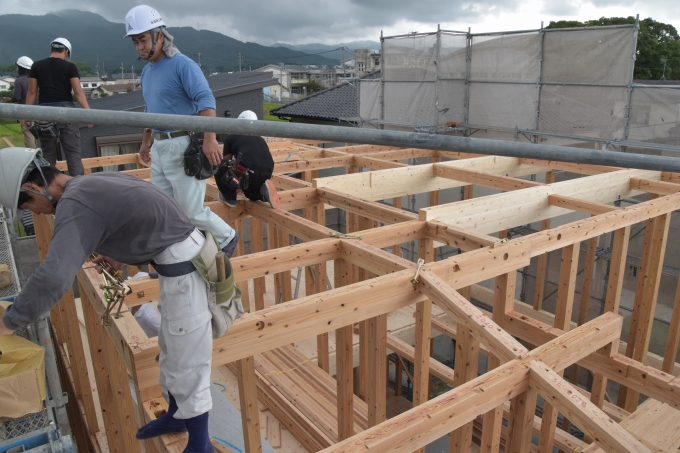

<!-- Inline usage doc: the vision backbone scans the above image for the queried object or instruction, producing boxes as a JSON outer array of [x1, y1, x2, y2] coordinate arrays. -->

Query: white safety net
[[470, 33, 540, 82], [469, 82, 537, 129], [359, 79, 382, 121], [542, 27, 634, 85], [539, 85, 628, 140], [382, 34, 438, 81], [361, 25, 654, 147], [439, 33, 468, 79], [628, 86, 680, 147], [384, 81, 437, 126]]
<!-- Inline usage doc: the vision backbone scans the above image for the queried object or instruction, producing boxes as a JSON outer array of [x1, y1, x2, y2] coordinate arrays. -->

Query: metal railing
[[2, 103, 680, 171]]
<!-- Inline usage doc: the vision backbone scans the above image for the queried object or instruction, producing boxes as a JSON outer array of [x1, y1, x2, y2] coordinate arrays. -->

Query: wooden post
[[430, 155, 441, 208], [412, 238, 433, 453], [334, 258, 354, 440], [392, 197, 402, 256], [506, 386, 539, 453], [102, 328, 142, 453], [624, 213, 670, 412], [237, 357, 262, 453], [533, 170, 555, 310], [663, 275, 680, 373], [564, 233, 597, 433], [236, 274, 262, 453], [395, 354, 403, 397], [448, 325, 479, 452], [367, 313, 387, 426], [538, 243, 579, 453], [80, 285, 125, 453], [590, 227, 631, 409], [480, 270, 516, 453], [250, 218, 266, 310]]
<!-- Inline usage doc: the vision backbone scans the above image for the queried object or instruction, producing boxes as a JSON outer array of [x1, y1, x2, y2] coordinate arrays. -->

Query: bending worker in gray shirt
[[0, 147, 224, 453]]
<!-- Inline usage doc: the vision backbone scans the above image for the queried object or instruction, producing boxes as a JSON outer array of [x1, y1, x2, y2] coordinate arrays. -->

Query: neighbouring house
[[1, 76, 16, 86], [339, 49, 381, 79], [77, 71, 277, 160], [271, 71, 381, 126], [0, 79, 10, 91], [256, 64, 339, 101], [80, 77, 105, 99]]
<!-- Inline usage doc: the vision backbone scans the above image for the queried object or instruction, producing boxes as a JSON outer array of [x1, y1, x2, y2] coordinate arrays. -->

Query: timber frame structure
[[33, 139, 680, 453]]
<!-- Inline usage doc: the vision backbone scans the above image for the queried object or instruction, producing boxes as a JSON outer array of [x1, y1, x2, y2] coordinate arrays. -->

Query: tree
[[546, 17, 680, 80], [72, 61, 95, 77], [305, 79, 324, 95]]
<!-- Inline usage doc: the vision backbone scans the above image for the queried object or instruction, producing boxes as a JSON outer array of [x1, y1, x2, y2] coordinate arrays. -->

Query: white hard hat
[[0, 148, 49, 214], [125, 5, 166, 38], [16, 56, 33, 70], [238, 110, 258, 120], [51, 37, 72, 58]]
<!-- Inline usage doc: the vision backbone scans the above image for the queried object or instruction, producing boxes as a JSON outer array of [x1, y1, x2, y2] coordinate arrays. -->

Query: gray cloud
[[2, 0, 523, 44]]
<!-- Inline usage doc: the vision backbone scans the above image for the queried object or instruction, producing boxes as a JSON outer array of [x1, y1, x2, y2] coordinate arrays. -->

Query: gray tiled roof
[[87, 71, 277, 111], [271, 71, 380, 121]]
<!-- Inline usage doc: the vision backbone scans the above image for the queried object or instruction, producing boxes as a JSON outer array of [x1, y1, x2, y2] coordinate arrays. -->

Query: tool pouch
[[183, 132, 219, 180], [29, 122, 60, 141], [190, 231, 244, 338]]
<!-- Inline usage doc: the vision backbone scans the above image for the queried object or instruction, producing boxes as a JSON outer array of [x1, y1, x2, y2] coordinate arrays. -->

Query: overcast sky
[[3, 0, 679, 45]]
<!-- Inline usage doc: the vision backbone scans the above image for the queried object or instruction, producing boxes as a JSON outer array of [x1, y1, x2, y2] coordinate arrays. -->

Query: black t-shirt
[[222, 135, 274, 172], [29, 57, 80, 104]]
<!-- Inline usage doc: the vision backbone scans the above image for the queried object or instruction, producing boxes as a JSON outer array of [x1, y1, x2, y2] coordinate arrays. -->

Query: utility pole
[[195, 51, 202, 68], [341, 46, 346, 79], [96, 54, 100, 78], [237, 53, 245, 72], [661, 58, 668, 80], [279, 62, 284, 102], [131, 65, 135, 90], [121, 62, 124, 80]]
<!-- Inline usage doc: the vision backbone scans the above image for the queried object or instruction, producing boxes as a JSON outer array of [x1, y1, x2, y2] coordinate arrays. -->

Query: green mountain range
[[0, 9, 337, 75]]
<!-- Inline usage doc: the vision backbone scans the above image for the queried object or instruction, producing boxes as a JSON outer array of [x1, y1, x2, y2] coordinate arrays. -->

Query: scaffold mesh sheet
[[628, 86, 680, 147], [470, 32, 540, 82], [469, 82, 537, 129], [383, 34, 438, 81], [542, 27, 634, 85], [359, 79, 381, 120], [539, 85, 628, 139]]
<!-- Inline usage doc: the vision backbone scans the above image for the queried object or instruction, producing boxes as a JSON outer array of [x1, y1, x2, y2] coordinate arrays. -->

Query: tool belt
[[152, 231, 244, 339], [191, 231, 244, 338], [183, 132, 219, 180], [28, 121, 60, 141], [216, 152, 251, 193]]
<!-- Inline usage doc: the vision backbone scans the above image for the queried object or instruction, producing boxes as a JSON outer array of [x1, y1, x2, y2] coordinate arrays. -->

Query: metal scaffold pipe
[[2, 104, 680, 172]]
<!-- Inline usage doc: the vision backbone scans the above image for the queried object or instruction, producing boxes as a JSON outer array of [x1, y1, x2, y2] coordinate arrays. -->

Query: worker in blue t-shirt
[[123, 6, 235, 453], [125, 5, 239, 261]]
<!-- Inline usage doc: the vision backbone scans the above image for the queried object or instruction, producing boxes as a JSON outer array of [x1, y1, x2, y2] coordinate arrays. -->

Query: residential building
[[256, 64, 339, 101], [80, 77, 105, 99], [1, 76, 16, 85], [353, 49, 381, 78], [0, 79, 10, 91]]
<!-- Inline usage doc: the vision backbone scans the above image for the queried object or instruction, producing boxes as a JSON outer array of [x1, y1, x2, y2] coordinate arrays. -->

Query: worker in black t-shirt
[[26, 37, 92, 176], [214, 110, 279, 209]]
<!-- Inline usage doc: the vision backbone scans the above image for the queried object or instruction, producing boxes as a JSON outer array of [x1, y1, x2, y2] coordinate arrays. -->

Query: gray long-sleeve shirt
[[3, 172, 195, 330]]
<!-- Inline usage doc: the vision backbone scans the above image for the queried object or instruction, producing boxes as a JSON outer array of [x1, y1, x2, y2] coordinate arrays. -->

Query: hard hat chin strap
[[20, 157, 58, 208], [139, 29, 161, 61]]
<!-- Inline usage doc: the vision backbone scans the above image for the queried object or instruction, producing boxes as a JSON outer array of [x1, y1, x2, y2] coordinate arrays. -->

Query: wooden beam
[[548, 194, 619, 216], [354, 156, 409, 170], [420, 169, 657, 231], [504, 311, 680, 409], [317, 188, 416, 225], [517, 158, 621, 175], [434, 165, 542, 192], [274, 155, 354, 173], [418, 269, 528, 363], [529, 362, 652, 453], [425, 220, 496, 252], [533, 171, 555, 311], [319, 313, 621, 453], [663, 275, 680, 374], [630, 177, 680, 195]]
